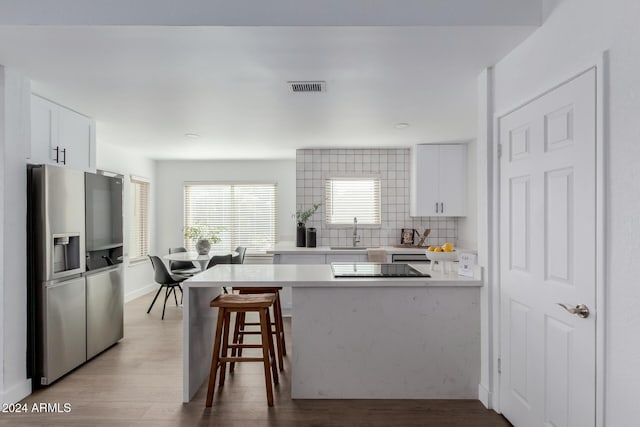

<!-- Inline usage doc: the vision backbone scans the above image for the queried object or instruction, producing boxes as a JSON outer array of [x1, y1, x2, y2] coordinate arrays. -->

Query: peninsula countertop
[[184, 263, 483, 288], [182, 263, 482, 402]]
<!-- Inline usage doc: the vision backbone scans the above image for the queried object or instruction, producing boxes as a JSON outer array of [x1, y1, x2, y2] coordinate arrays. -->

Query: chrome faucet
[[352, 217, 361, 247]]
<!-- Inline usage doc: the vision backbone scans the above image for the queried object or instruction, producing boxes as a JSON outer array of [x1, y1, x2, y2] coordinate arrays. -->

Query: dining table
[[163, 250, 239, 271]]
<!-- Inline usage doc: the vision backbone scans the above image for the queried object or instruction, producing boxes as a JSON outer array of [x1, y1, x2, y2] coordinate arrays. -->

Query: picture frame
[[400, 228, 416, 245]]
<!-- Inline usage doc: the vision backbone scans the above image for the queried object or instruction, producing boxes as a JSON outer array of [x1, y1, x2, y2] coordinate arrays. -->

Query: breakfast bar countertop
[[185, 263, 483, 288], [182, 263, 482, 402]]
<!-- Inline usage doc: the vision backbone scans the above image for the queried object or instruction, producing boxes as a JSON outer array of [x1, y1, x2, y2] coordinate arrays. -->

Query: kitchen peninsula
[[182, 264, 482, 402]]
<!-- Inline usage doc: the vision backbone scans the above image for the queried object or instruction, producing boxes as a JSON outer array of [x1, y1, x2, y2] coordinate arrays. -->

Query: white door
[[499, 69, 596, 427]]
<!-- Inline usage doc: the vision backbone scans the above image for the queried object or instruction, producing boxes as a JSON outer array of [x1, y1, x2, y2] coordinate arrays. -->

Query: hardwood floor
[[3, 291, 511, 426]]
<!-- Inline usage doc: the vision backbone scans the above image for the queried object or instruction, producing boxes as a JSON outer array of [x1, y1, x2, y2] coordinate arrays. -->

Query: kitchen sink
[[329, 247, 379, 250]]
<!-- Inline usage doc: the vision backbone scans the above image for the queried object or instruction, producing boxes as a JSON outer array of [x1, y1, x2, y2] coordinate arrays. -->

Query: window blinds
[[183, 183, 278, 253], [325, 178, 381, 225], [130, 177, 150, 259]]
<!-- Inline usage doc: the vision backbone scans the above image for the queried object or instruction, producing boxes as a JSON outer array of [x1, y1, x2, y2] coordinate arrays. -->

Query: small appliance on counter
[[306, 227, 317, 248]]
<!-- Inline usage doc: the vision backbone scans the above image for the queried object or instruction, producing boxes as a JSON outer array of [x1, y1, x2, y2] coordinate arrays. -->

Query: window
[[130, 176, 150, 260], [183, 183, 278, 253], [325, 177, 381, 225]]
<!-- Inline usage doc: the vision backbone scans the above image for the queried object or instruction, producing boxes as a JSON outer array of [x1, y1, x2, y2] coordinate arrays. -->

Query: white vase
[[196, 239, 210, 255]]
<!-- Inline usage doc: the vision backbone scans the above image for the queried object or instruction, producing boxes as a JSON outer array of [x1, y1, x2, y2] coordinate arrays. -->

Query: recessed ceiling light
[[394, 123, 410, 129], [184, 133, 200, 139]]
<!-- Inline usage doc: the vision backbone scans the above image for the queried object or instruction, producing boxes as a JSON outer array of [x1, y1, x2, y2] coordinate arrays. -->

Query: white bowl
[[425, 250, 458, 262]]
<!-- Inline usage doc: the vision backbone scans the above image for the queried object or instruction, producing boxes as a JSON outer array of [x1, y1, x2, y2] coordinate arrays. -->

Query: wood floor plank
[[2, 291, 511, 426]]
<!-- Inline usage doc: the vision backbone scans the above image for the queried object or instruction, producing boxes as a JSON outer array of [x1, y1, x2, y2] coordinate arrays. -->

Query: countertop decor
[[293, 202, 321, 247]]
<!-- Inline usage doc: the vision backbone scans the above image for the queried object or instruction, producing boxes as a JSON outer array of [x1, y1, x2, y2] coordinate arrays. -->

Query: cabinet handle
[[435, 203, 439, 213], [54, 146, 60, 163], [61, 148, 66, 165], [440, 202, 444, 213]]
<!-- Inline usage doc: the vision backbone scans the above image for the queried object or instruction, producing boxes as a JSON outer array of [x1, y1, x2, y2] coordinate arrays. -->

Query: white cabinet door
[[29, 94, 96, 172], [411, 145, 439, 216], [410, 144, 467, 217], [58, 106, 95, 171], [29, 94, 58, 164], [438, 145, 466, 216]]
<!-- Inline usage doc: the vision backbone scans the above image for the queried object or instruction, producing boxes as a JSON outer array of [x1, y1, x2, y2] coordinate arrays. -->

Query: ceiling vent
[[288, 81, 326, 93]]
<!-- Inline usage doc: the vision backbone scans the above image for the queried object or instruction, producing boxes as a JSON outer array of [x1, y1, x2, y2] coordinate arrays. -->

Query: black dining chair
[[169, 247, 200, 276], [148, 255, 187, 320], [207, 254, 232, 294], [206, 254, 232, 270], [231, 246, 247, 264]]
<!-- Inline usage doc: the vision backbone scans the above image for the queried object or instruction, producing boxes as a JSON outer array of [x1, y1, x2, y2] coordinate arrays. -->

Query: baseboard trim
[[125, 283, 157, 303], [478, 383, 492, 409], [1, 379, 32, 404]]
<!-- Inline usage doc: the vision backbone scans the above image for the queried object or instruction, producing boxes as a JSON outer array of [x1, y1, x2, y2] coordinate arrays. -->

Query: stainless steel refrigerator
[[84, 171, 124, 360], [27, 164, 124, 387]]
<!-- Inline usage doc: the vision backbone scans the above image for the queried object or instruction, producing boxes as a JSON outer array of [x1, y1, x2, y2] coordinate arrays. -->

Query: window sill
[[128, 257, 150, 266], [324, 223, 382, 230]]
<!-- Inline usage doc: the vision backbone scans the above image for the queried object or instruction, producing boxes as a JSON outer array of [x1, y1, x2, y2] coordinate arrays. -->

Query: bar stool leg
[[206, 307, 226, 407], [259, 308, 275, 406], [265, 309, 279, 385], [219, 310, 232, 387], [230, 311, 242, 373], [278, 292, 287, 356], [272, 294, 285, 369], [236, 312, 246, 359]]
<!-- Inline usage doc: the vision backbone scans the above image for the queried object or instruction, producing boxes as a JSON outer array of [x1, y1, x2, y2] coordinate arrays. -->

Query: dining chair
[[169, 247, 200, 276], [232, 246, 247, 264], [207, 254, 232, 294], [206, 254, 232, 270], [148, 255, 187, 320]]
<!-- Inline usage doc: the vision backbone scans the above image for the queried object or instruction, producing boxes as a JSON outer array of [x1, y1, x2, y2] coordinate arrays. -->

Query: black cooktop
[[331, 263, 430, 278]]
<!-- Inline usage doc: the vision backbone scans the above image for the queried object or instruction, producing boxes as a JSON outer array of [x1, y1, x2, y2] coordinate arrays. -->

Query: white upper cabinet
[[410, 144, 467, 217], [29, 94, 96, 172]]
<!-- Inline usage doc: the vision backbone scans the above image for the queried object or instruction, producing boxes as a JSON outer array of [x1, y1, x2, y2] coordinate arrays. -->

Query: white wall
[[457, 140, 477, 249], [296, 148, 461, 248], [475, 68, 496, 408], [155, 159, 296, 255], [96, 142, 157, 302], [492, 0, 640, 424], [0, 66, 31, 404]]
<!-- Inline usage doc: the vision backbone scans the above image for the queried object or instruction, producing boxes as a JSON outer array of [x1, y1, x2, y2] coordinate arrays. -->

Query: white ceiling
[[0, 25, 536, 159], [0, 0, 543, 26]]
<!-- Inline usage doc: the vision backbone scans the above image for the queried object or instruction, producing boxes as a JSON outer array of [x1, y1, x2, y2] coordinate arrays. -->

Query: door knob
[[557, 303, 590, 318]]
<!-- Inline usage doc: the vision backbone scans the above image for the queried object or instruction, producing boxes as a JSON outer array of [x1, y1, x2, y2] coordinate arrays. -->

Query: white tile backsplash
[[295, 148, 458, 247]]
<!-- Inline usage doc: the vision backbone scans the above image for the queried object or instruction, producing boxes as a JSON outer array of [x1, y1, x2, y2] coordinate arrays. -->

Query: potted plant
[[183, 223, 221, 255], [293, 203, 321, 247]]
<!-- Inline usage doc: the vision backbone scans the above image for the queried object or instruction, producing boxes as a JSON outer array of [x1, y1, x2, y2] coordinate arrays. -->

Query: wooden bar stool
[[230, 287, 287, 372], [205, 293, 279, 407]]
